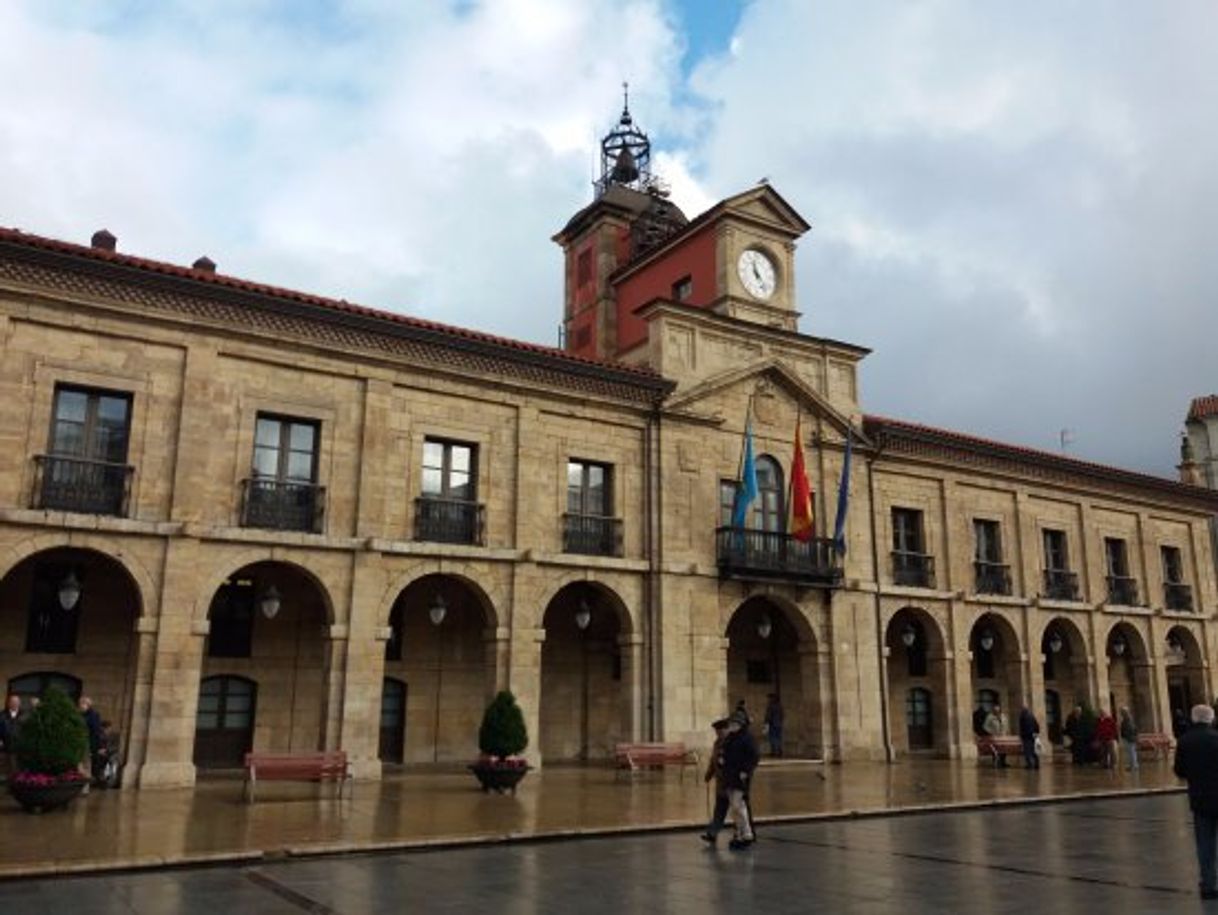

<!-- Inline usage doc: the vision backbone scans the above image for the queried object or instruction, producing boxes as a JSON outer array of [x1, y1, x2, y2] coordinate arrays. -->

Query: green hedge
[[15, 687, 88, 775], [478, 690, 528, 758]]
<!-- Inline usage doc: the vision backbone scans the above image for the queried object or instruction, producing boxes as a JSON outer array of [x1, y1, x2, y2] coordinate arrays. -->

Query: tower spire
[[596, 81, 651, 197]]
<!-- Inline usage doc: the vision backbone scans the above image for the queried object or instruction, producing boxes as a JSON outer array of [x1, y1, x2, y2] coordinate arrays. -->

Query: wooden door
[[379, 678, 406, 764], [193, 676, 256, 769]]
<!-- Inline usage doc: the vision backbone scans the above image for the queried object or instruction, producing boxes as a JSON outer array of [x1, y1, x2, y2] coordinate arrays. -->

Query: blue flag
[[732, 419, 759, 529], [833, 431, 853, 555]]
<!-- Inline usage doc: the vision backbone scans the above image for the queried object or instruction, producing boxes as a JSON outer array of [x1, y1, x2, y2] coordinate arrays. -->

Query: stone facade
[[1, 178, 1217, 791]]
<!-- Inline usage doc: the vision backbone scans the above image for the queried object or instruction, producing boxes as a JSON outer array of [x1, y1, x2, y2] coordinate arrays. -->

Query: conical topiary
[[478, 690, 528, 758], [15, 687, 88, 776]]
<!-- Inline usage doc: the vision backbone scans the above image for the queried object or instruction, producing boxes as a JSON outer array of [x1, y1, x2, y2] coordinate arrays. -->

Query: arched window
[[7, 671, 82, 709], [906, 687, 933, 749], [754, 456, 784, 532]]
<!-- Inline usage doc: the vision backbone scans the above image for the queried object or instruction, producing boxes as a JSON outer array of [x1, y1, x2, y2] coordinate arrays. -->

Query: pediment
[[665, 358, 869, 446], [719, 185, 811, 237]]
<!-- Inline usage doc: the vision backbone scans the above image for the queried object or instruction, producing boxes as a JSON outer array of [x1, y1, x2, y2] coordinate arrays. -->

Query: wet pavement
[[0, 792, 1205, 913], [0, 755, 1185, 879]]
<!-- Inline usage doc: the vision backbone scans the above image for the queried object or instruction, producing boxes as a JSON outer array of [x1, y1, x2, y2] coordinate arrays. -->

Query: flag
[[832, 431, 853, 555], [789, 416, 814, 542], [731, 417, 758, 529]]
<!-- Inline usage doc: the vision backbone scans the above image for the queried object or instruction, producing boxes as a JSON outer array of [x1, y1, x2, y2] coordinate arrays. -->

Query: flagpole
[[785, 410, 799, 533]]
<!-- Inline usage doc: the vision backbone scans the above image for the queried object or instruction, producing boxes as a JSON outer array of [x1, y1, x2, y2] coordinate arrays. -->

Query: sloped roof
[[1188, 395, 1218, 422]]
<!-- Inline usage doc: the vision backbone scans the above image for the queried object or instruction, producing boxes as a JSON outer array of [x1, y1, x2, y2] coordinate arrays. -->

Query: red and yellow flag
[[790, 415, 815, 541]]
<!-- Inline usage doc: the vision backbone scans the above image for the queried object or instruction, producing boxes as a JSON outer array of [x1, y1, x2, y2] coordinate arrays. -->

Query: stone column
[[485, 626, 512, 697], [119, 617, 160, 786], [320, 625, 348, 752], [618, 633, 643, 742], [509, 626, 545, 767]]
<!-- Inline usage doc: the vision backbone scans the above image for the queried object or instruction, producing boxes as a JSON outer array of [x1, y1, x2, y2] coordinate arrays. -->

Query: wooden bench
[[1136, 732, 1173, 759], [243, 750, 352, 803], [614, 742, 700, 779], [975, 736, 1023, 766]]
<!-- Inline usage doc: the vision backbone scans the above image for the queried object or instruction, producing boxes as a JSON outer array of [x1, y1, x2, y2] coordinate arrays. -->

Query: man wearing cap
[[1175, 704, 1218, 899], [700, 718, 731, 845], [722, 708, 760, 850]]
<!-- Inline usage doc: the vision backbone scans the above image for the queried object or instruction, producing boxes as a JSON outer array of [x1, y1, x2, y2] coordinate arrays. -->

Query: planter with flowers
[[9, 687, 90, 813], [469, 690, 531, 794]]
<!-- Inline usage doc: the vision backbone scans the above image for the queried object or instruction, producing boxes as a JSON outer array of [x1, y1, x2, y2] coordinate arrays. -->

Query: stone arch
[[532, 574, 637, 637], [1165, 624, 1206, 729], [884, 606, 949, 755], [968, 611, 1025, 732], [1103, 620, 1153, 726], [196, 552, 337, 626], [0, 533, 154, 620], [378, 564, 502, 632], [1039, 617, 1091, 743]]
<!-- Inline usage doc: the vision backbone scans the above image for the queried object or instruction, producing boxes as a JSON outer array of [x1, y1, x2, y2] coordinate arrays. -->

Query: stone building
[[2, 104, 1217, 789]]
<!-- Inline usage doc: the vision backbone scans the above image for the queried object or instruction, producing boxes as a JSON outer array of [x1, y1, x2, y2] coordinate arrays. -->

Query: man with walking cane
[[700, 718, 730, 845]]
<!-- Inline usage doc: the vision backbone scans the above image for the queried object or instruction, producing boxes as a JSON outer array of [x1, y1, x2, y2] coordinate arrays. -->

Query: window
[[672, 276, 692, 302], [567, 461, 611, 516], [1162, 546, 1184, 584], [720, 481, 738, 527], [974, 520, 1002, 564], [1043, 529, 1068, 571], [892, 508, 932, 586], [755, 456, 784, 532], [1104, 538, 1130, 578], [25, 564, 80, 654], [892, 509, 924, 555], [207, 579, 256, 659], [253, 415, 318, 482], [422, 439, 476, 501], [40, 385, 133, 515]]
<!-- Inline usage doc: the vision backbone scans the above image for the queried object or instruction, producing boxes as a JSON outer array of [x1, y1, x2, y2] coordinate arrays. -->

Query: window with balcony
[[1162, 545, 1193, 611], [973, 519, 1010, 595], [1104, 537, 1139, 605], [416, 439, 482, 544], [891, 507, 934, 587], [564, 460, 620, 556], [243, 414, 323, 532], [1041, 529, 1079, 601], [37, 385, 133, 516]]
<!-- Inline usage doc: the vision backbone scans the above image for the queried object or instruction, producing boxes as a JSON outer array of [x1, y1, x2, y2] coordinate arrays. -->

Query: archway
[[1040, 618, 1090, 744], [193, 561, 331, 769], [968, 613, 1024, 733], [1105, 622, 1153, 729], [725, 596, 820, 758], [1165, 625, 1205, 731], [381, 573, 496, 764], [885, 607, 949, 754], [540, 582, 630, 761], [0, 547, 142, 766]]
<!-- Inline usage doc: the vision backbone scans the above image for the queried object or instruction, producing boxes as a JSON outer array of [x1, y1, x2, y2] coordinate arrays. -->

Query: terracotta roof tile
[[1188, 395, 1218, 422]]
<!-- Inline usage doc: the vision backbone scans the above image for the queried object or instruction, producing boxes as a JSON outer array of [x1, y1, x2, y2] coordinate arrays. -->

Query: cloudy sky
[[2, 1, 1214, 477]]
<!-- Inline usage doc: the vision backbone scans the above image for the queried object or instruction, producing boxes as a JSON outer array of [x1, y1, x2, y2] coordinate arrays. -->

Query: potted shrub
[[469, 690, 530, 794], [9, 688, 90, 812]]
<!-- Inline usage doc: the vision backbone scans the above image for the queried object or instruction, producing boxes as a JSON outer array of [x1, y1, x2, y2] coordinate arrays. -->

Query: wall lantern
[[978, 628, 995, 652], [1167, 633, 1183, 656], [575, 598, 592, 632], [757, 613, 773, 640], [428, 592, 448, 627], [57, 571, 81, 611], [900, 623, 917, 648], [1111, 633, 1127, 657], [258, 584, 281, 620], [1048, 631, 1063, 654]]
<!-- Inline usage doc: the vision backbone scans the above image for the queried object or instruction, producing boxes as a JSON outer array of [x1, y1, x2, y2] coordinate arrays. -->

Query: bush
[[15, 688, 88, 776], [478, 690, 528, 759]]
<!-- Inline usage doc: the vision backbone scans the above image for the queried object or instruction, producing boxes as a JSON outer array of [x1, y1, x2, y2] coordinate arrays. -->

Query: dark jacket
[[1119, 714, 1137, 743], [972, 707, 988, 737], [1174, 723, 1218, 815], [0, 709, 20, 752], [721, 727, 759, 791], [82, 707, 104, 755], [1018, 709, 1039, 741]]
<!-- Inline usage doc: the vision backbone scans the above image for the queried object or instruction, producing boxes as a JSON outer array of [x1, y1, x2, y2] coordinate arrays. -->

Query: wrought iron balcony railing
[[974, 561, 1012, 596], [1165, 582, 1194, 612], [715, 527, 841, 586], [892, 551, 935, 588], [33, 455, 133, 517], [1042, 569, 1080, 602], [562, 513, 623, 557], [1106, 575, 1140, 606], [241, 477, 325, 533], [415, 496, 484, 545]]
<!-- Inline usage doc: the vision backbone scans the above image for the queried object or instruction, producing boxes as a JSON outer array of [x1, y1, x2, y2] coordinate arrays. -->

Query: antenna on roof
[[1059, 429, 1075, 453]]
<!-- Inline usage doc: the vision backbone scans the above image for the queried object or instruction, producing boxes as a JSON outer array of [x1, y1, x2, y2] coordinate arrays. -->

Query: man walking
[[1174, 704, 1218, 900], [1018, 706, 1040, 769], [700, 718, 731, 845], [722, 709, 759, 850]]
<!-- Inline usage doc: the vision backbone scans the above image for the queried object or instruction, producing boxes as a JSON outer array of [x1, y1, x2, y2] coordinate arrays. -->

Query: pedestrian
[[734, 698, 750, 726], [764, 693, 784, 758], [1174, 708, 1190, 739], [1095, 709, 1118, 769], [1064, 705, 1085, 765], [78, 696, 104, 788], [722, 708, 760, 850], [700, 718, 731, 845], [984, 704, 1007, 767], [1018, 706, 1040, 769], [0, 694, 22, 779], [1119, 706, 1139, 772], [1174, 704, 1218, 900], [972, 705, 988, 738]]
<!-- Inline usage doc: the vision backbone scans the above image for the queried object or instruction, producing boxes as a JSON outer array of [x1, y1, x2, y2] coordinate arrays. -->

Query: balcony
[[241, 477, 325, 533], [892, 551, 935, 588], [415, 497, 484, 545], [1165, 582, 1194, 612], [1042, 569, 1080, 602], [974, 561, 1012, 596], [715, 527, 841, 586], [563, 513, 622, 557], [33, 455, 133, 517], [1106, 575, 1140, 606]]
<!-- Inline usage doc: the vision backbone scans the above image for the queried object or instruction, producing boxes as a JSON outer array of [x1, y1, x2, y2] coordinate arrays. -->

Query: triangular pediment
[[718, 184, 811, 237], [665, 358, 869, 446]]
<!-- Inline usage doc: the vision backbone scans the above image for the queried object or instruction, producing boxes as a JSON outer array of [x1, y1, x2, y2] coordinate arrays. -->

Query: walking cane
[[704, 780, 710, 820]]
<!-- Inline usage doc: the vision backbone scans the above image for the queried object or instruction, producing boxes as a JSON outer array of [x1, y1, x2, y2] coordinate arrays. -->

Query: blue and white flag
[[832, 431, 853, 555], [731, 418, 759, 529]]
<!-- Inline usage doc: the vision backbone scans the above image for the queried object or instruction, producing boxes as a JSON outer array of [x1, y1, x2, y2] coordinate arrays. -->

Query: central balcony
[[715, 527, 841, 587], [1042, 569, 1080, 602], [974, 561, 1012, 596], [892, 551, 935, 588], [563, 513, 623, 557], [1106, 575, 1140, 606], [415, 497, 484, 546], [241, 478, 325, 533]]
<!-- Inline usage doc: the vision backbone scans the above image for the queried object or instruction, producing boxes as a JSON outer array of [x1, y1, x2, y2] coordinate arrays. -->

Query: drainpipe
[[865, 438, 894, 762], [643, 401, 661, 740]]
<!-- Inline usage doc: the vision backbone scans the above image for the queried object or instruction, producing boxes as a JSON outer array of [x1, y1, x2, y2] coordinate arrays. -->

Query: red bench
[[1136, 732, 1173, 759], [614, 742, 700, 779], [243, 750, 352, 803], [975, 736, 1023, 766]]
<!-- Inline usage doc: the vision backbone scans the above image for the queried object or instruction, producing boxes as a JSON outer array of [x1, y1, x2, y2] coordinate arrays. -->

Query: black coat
[[1018, 709, 1040, 740], [721, 728, 759, 791], [0, 710, 20, 752], [1174, 724, 1218, 815]]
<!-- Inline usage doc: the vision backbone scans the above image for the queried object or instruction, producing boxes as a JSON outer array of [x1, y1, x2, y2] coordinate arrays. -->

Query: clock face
[[737, 249, 777, 300]]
